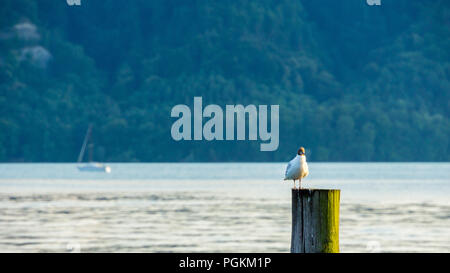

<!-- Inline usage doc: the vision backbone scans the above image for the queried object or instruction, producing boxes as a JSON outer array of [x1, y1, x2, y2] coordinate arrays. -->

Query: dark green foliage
[[0, 0, 448, 162]]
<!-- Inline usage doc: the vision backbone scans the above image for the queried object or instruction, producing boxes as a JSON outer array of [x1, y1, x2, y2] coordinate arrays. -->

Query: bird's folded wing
[[285, 160, 293, 176], [285, 156, 300, 179]]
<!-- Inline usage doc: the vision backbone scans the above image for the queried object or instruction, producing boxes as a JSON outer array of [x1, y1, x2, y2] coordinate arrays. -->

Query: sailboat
[[77, 124, 111, 173]]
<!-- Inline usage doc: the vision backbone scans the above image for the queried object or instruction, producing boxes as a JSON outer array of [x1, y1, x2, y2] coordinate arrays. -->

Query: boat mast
[[77, 124, 93, 163], [88, 143, 94, 162]]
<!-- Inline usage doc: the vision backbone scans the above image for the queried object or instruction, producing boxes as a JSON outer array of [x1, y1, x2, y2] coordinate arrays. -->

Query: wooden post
[[291, 189, 340, 253]]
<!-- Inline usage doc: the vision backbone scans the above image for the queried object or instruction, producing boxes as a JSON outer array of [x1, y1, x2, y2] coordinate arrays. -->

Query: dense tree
[[0, 0, 448, 162]]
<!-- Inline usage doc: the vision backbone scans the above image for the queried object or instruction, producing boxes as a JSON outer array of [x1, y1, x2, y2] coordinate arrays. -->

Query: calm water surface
[[0, 163, 449, 252]]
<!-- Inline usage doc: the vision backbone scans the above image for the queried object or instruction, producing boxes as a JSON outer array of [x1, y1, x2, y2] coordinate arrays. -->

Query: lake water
[[0, 163, 449, 253]]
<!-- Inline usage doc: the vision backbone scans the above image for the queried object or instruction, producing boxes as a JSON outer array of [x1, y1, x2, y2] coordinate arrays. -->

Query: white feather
[[284, 155, 309, 180]]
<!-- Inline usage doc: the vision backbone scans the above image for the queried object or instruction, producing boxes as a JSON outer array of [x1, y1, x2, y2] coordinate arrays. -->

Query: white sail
[[77, 124, 111, 173], [77, 124, 92, 163]]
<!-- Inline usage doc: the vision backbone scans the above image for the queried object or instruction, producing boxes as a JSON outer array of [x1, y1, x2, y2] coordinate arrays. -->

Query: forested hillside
[[0, 0, 448, 162]]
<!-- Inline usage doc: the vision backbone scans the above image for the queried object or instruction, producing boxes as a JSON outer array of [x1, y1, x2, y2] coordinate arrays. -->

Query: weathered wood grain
[[290, 189, 340, 253]]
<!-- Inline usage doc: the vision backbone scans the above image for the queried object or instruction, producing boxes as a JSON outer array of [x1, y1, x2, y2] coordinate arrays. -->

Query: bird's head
[[297, 147, 305, 156]]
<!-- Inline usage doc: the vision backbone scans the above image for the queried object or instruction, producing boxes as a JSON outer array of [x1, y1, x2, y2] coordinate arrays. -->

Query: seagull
[[284, 147, 309, 189]]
